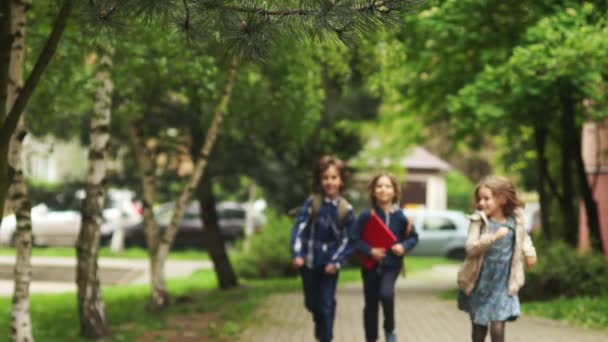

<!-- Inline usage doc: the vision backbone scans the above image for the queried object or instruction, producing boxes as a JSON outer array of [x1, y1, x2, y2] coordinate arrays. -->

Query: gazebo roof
[[400, 147, 451, 172]]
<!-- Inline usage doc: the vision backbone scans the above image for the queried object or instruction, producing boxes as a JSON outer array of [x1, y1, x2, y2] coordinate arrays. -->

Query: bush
[[234, 210, 298, 279], [446, 171, 474, 212], [520, 241, 608, 301]]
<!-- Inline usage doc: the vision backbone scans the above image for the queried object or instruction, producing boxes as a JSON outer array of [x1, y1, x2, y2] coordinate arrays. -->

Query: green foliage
[[234, 210, 296, 279], [520, 241, 608, 301], [446, 171, 474, 212]]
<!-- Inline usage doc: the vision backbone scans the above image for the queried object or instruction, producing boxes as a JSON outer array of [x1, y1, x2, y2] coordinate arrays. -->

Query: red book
[[359, 212, 397, 270]]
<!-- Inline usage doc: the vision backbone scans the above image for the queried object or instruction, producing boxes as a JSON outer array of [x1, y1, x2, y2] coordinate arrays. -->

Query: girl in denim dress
[[458, 176, 537, 342]]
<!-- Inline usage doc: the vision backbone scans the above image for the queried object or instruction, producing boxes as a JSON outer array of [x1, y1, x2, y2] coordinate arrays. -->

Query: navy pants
[[362, 267, 400, 342], [300, 267, 339, 342]]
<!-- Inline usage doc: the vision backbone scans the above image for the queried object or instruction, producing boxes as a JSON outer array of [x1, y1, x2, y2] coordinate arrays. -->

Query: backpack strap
[[337, 197, 351, 225], [308, 194, 351, 230], [307, 194, 323, 226]]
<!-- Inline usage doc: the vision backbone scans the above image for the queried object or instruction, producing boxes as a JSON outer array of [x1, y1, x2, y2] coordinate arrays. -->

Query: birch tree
[[0, 0, 75, 225], [6, 0, 34, 341], [75, 44, 114, 338]]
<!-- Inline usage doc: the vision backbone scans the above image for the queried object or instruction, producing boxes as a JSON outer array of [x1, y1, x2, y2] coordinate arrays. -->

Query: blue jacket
[[351, 204, 419, 270], [290, 196, 355, 269]]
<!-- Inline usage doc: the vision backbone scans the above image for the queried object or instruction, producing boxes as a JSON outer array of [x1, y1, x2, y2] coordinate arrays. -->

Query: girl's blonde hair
[[474, 175, 522, 216], [368, 172, 401, 206]]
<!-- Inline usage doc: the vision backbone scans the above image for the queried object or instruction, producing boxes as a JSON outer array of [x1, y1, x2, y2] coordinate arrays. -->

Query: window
[[422, 216, 457, 231]]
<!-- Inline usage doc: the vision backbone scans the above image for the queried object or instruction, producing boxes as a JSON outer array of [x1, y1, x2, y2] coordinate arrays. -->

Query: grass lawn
[[0, 246, 209, 260], [0, 256, 455, 341], [523, 296, 608, 331]]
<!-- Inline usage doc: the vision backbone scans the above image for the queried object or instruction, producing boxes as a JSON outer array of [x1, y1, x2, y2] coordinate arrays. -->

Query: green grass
[[0, 270, 218, 341], [523, 296, 608, 330], [0, 246, 209, 260], [404, 256, 460, 273]]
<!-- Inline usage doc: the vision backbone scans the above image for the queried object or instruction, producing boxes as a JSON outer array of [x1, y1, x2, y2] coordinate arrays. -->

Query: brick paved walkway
[[240, 265, 608, 342]]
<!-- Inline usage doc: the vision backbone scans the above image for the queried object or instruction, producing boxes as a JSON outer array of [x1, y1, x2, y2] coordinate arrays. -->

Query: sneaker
[[386, 332, 397, 342]]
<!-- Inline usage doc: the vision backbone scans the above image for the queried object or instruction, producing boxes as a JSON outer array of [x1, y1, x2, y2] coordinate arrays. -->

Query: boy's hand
[[292, 257, 305, 269], [391, 244, 405, 256], [370, 248, 386, 261], [493, 227, 510, 242], [324, 264, 337, 274]]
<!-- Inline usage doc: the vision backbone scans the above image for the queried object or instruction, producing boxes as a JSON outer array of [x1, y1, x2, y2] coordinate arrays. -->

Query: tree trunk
[[76, 44, 112, 338], [562, 93, 603, 253], [142, 56, 240, 308], [0, 0, 14, 228], [533, 122, 551, 241], [559, 96, 578, 246], [7, 1, 33, 340], [9, 122, 33, 342], [127, 120, 169, 309], [0, 0, 74, 225], [243, 183, 257, 252], [197, 177, 239, 289]]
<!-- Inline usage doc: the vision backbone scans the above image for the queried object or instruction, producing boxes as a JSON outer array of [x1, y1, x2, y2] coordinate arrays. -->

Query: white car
[[0, 189, 142, 247], [403, 208, 469, 259]]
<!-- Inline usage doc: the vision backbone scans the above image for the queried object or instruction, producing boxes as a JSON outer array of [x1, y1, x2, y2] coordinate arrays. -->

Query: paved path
[[241, 265, 608, 342], [0, 256, 212, 296]]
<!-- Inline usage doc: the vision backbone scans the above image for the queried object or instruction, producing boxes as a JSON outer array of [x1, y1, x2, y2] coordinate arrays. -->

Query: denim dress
[[469, 216, 520, 325]]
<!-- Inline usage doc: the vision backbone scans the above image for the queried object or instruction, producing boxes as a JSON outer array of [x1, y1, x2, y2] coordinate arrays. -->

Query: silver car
[[404, 208, 469, 259], [0, 189, 142, 246]]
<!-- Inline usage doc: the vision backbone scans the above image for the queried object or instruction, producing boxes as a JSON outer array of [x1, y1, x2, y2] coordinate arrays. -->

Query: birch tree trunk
[[9, 121, 33, 342], [76, 44, 112, 338], [0, 0, 74, 224], [7, 1, 34, 340], [146, 56, 240, 310]]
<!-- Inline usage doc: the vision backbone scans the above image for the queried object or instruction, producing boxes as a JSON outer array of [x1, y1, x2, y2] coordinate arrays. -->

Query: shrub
[[234, 210, 298, 279], [520, 241, 608, 301], [446, 171, 474, 212]]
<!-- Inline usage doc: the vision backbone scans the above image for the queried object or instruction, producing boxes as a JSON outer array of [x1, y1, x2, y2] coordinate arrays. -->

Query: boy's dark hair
[[368, 172, 401, 206], [311, 155, 349, 194]]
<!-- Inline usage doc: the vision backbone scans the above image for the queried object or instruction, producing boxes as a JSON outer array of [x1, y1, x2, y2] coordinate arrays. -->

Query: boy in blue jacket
[[290, 155, 355, 342]]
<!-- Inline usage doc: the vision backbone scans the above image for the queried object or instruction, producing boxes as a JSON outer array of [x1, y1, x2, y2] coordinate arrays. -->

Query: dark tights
[[472, 321, 505, 342]]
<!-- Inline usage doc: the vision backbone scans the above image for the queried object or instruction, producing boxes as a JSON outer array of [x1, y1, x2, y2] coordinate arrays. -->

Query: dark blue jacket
[[351, 204, 419, 270], [290, 196, 355, 269]]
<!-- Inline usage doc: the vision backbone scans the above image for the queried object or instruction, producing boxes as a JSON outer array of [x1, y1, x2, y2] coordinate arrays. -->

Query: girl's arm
[[290, 197, 312, 259], [400, 215, 419, 252], [522, 232, 537, 267], [349, 210, 374, 256], [465, 215, 495, 257]]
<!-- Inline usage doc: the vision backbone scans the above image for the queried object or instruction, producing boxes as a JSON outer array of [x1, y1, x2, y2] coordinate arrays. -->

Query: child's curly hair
[[474, 175, 522, 216], [311, 155, 349, 194]]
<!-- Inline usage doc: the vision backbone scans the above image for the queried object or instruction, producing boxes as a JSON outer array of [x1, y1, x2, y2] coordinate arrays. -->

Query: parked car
[[0, 189, 142, 247], [404, 208, 469, 259], [123, 201, 264, 249]]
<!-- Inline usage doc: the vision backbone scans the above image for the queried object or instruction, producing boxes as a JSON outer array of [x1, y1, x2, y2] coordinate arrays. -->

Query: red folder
[[359, 213, 397, 270]]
